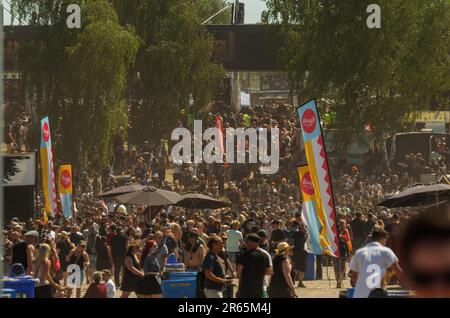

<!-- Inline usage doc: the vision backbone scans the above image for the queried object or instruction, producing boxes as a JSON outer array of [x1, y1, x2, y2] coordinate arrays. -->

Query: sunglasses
[[410, 269, 450, 286]]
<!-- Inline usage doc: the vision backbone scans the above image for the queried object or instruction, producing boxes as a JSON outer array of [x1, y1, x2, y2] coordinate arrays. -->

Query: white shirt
[[349, 242, 398, 298], [105, 279, 116, 298], [48, 231, 56, 240], [225, 229, 243, 252], [108, 203, 116, 214]]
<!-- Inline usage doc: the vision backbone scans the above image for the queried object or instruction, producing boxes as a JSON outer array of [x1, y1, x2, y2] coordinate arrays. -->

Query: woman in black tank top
[[120, 242, 144, 298], [65, 242, 89, 298]]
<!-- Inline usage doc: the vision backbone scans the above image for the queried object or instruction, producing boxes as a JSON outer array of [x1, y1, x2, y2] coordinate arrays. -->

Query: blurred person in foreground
[[400, 207, 450, 298], [84, 271, 107, 298]]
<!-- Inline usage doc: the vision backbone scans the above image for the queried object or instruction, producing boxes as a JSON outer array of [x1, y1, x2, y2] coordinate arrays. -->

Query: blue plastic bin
[[0, 289, 17, 298], [168, 272, 198, 279], [347, 288, 355, 298], [162, 278, 197, 298], [304, 253, 316, 280], [3, 263, 37, 298], [166, 253, 178, 264]]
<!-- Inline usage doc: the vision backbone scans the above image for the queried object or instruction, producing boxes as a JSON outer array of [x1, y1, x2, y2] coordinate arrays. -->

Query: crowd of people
[[3, 109, 31, 154], [2, 103, 450, 298]]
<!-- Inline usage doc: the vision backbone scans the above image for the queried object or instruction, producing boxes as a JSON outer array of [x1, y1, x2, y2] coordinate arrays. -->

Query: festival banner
[[58, 164, 73, 219], [297, 99, 340, 257], [215, 114, 225, 155], [40, 116, 58, 219], [216, 114, 229, 167], [297, 165, 323, 255]]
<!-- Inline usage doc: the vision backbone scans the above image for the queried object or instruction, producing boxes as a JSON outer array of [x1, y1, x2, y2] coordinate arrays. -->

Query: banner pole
[[0, 7, 4, 287]]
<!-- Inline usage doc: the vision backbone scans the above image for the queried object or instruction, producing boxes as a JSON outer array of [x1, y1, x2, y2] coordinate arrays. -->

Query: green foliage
[[12, 0, 224, 170], [265, 0, 450, 142], [12, 0, 139, 170], [196, 0, 232, 24], [110, 0, 225, 145]]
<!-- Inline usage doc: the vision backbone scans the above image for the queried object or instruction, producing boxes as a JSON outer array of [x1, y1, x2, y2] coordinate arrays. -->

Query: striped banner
[[58, 164, 73, 219], [297, 99, 340, 257], [40, 116, 58, 219], [297, 165, 323, 255]]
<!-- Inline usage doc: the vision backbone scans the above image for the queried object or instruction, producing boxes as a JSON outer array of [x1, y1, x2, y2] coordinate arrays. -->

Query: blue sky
[[2, 1, 268, 25]]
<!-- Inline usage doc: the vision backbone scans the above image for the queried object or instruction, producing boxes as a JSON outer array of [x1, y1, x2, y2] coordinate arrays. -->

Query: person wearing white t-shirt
[[349, 228, 403, 298], [102, 270, 116, 298], [225, 221, 243, 270]]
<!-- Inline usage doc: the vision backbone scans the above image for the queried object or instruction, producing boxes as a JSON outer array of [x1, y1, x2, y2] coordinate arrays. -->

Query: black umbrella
[[175, 193, 231, 209], [377, 183, 450, 208], [115, 187, 182, 206], [97, 183, 144, 198]]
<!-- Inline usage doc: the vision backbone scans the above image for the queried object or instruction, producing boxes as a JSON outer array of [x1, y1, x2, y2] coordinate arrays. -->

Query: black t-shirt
[[270, 229, 286, 243], [237, 248, 270, 298], [386, 223, 401, 235], [110, 234, 128, 261], [12, 241, 28, 271], [259, 242, 270, 254], [70, 232, 83, 245], [350, 219, 367, 240], [293, 230, 308, 252], [57, 240, 73, 266]]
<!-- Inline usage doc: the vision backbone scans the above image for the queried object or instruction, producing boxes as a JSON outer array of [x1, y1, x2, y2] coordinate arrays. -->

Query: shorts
[[88, 254, 97, 269], [333, 257, 346, 273], [67, 269, 84, 288], [227, 252, 239, 263], [34, 284, 53, 298], [204, 288, 223, 298], [136, 275, 161, 295]]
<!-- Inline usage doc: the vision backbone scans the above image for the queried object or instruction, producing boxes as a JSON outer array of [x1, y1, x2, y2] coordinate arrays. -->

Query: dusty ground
[[70, 266, 344, 298]]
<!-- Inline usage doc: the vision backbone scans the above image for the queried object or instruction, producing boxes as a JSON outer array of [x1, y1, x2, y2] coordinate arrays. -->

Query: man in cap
[[12, 230, 38, 274], [236, 233, 271, 298], [109, 227, 128, 287], [70, 225, 83, 245]]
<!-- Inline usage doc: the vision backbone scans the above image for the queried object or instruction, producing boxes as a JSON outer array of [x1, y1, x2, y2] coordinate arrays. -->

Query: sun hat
[[275, 242, 294, 255], [25, 230, 39, 237]]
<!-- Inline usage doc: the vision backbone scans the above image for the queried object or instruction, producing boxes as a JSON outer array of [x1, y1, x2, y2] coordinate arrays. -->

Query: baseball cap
[[257, 229, 268, 239], [245, 233, 261, 243]]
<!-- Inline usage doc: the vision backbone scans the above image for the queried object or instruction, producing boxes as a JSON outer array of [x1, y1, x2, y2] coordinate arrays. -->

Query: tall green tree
[[11, 0, 139, 170], [109, 0, 225, 145], [197, 0, 232, 24], [265, 0, 450, 143]]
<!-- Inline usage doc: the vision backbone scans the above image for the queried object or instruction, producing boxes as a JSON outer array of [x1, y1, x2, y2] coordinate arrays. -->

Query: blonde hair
[[93, 271, 102, 284], [34, 243, 51, 268]]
